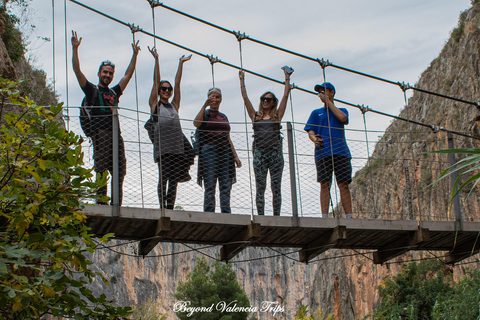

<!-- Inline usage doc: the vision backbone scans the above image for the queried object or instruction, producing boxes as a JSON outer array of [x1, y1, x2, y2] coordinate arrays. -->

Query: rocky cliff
[[4, 3, 480, 319]]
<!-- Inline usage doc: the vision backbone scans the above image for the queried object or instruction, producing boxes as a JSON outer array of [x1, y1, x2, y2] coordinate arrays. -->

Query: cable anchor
[[147, 0, 162, 8], [234, 30, 249, 42], [317, 58, 331, 69], [358, 104, 370, 114], [397, 81, 411, 92], [207, 54, 220, 65], [128, 23, 142, 33]]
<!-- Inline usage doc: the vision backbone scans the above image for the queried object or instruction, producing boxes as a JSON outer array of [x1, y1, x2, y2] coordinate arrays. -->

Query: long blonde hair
[[255, 91, 279, 121]]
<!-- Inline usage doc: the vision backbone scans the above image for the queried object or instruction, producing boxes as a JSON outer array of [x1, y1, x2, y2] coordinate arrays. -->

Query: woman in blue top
[[238, 68, 293, 215]]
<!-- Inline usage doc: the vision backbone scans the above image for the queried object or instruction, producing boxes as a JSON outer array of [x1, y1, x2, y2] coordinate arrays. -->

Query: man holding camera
[[304, 82, 353, 218]]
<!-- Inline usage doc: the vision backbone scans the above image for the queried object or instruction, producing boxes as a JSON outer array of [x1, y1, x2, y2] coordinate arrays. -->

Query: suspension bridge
[[43, 0, 480, 264]]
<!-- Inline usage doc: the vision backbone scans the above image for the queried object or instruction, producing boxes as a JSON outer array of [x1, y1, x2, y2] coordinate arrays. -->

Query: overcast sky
[[24, 0, 472, 136]]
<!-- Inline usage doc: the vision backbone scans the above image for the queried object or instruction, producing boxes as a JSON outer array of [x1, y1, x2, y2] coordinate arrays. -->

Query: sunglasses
[[261, 97, 274, 103], [161, 86, 173, 92]]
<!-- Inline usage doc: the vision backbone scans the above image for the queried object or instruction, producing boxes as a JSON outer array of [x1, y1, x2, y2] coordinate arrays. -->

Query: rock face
[[87, 4, 480, 320], [4, 3, 480, 320], [0, 13, 16, 80]]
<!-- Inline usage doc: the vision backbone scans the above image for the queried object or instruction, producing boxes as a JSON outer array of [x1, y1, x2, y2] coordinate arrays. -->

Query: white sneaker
[[345, 213, 352, 219], [322, 213, 328, 218]]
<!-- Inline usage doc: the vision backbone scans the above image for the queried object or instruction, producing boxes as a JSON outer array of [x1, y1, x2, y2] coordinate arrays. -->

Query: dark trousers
[[92, 128, 126, 205], [157, 154, 179, 209], [253, 146, 284, 215]]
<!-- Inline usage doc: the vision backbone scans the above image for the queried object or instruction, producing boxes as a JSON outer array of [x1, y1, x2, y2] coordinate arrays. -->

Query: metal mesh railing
[[69, 106, 480, 221]]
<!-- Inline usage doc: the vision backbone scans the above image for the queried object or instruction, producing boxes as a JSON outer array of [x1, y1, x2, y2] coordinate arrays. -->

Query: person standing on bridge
[[194, 88, 242, 213], [238, 67, 293, 215], [148, 46, 194, 209], [304, 82, 353, 218], [72, 31, 140, 206]]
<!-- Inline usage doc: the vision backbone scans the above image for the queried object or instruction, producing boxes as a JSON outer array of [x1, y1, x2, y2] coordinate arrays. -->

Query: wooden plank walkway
[[83, 205, 480, 264]]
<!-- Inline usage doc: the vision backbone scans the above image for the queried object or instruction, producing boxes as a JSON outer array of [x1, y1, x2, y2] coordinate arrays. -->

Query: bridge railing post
[[287, 122, 299, 226], [447, 132, 461, 224], [112, 108, 120, 217]]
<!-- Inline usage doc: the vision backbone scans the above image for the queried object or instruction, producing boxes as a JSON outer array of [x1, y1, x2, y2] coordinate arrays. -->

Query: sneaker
[[345, 213, 352, 219]]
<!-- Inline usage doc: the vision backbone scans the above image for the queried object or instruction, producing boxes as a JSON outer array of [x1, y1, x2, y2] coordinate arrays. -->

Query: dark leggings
[[253, 146, 284, 215], [157, 154, 179, 209]]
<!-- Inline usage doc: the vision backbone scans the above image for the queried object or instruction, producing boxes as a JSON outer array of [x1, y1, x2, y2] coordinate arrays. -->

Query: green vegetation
[[174, 257, 251, 320], [371, 259, 480, 319], [131, 297, 167, 320], [0, 78, 129, 319], [293, 305, 335, 320], [0, 10, 25, 63]]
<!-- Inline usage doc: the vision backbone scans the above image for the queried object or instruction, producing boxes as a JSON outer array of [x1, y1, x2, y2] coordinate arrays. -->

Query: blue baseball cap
[[314, 82, 335, 94]]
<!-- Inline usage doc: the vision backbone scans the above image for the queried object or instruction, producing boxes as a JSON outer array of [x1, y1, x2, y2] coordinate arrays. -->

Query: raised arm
[[171, 54, 192, 110], [71, 31, 87, 88], [277, 67, 293, 121], [193, 99, 210, 128], [118, 40, 141, 91], [320, 91, 348, 124], [238, 70, 255, 121], [148, 46, 160, 113]]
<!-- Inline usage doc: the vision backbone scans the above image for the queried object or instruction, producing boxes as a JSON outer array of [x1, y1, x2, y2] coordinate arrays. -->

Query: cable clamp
[[289, 82, 298, 90], [128, 23, 142, 33], [317, 58, 331, 69], [397, 81, 411, 92], [430, 125, 441, 133], [359, 104, 370, 114], [207, 54, 220, 65], [475, 102, 480, 111], [234, 30, 249, 42], [147, 0, 162, 8]]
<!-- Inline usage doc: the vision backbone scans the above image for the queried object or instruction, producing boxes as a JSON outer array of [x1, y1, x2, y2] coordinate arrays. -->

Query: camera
[[281, 65, 294, 75]]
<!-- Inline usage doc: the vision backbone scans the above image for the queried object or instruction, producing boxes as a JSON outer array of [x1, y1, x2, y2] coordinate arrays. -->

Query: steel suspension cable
[[51, 0, 56, 96], [131, 31, 145, 207], [68, 0, 480, 142], [63, 0, 70, 129], [287, 91, 304, 216], [152, 1, 480, 110], [237, 39, 255, 218], [321, 67, 339, 218]]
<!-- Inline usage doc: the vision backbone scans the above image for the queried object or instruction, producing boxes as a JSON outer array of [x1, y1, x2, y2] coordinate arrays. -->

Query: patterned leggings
[[253, 146, 284, 215]]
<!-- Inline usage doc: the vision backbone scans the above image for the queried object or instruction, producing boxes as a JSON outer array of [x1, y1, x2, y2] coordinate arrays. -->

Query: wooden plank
[[373, 228, 430, 264], [138, 217, 171, 256], [298, 226, 347, 262], [220, 223, 261, 261]]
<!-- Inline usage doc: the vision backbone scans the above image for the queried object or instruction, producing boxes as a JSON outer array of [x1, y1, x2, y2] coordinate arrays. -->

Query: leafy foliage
[[130, 297, 167, 320], [293, 305, 335, 320], [432, 148, 480, 205], [0, 77, 130, 319], [174, 257, 251, 320], [374, 259, 452, 319], [373, 259, 480, 320]]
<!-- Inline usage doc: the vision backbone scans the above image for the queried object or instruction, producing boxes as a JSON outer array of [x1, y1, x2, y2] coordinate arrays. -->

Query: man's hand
[[179, 54, 192, 63], [71, 30, 82, 48], [314, 134, 324, 148], [132, 40, 141, 55]]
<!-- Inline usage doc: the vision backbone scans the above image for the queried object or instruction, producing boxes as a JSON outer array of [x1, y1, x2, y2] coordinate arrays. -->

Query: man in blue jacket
[[304, 82, 353, 218]]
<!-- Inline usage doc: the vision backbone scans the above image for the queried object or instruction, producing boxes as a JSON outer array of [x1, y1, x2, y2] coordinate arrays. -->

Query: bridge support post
[[220, 222, 261, 261], [287, 122, 299, 227], [112, 108, 120, 217]]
